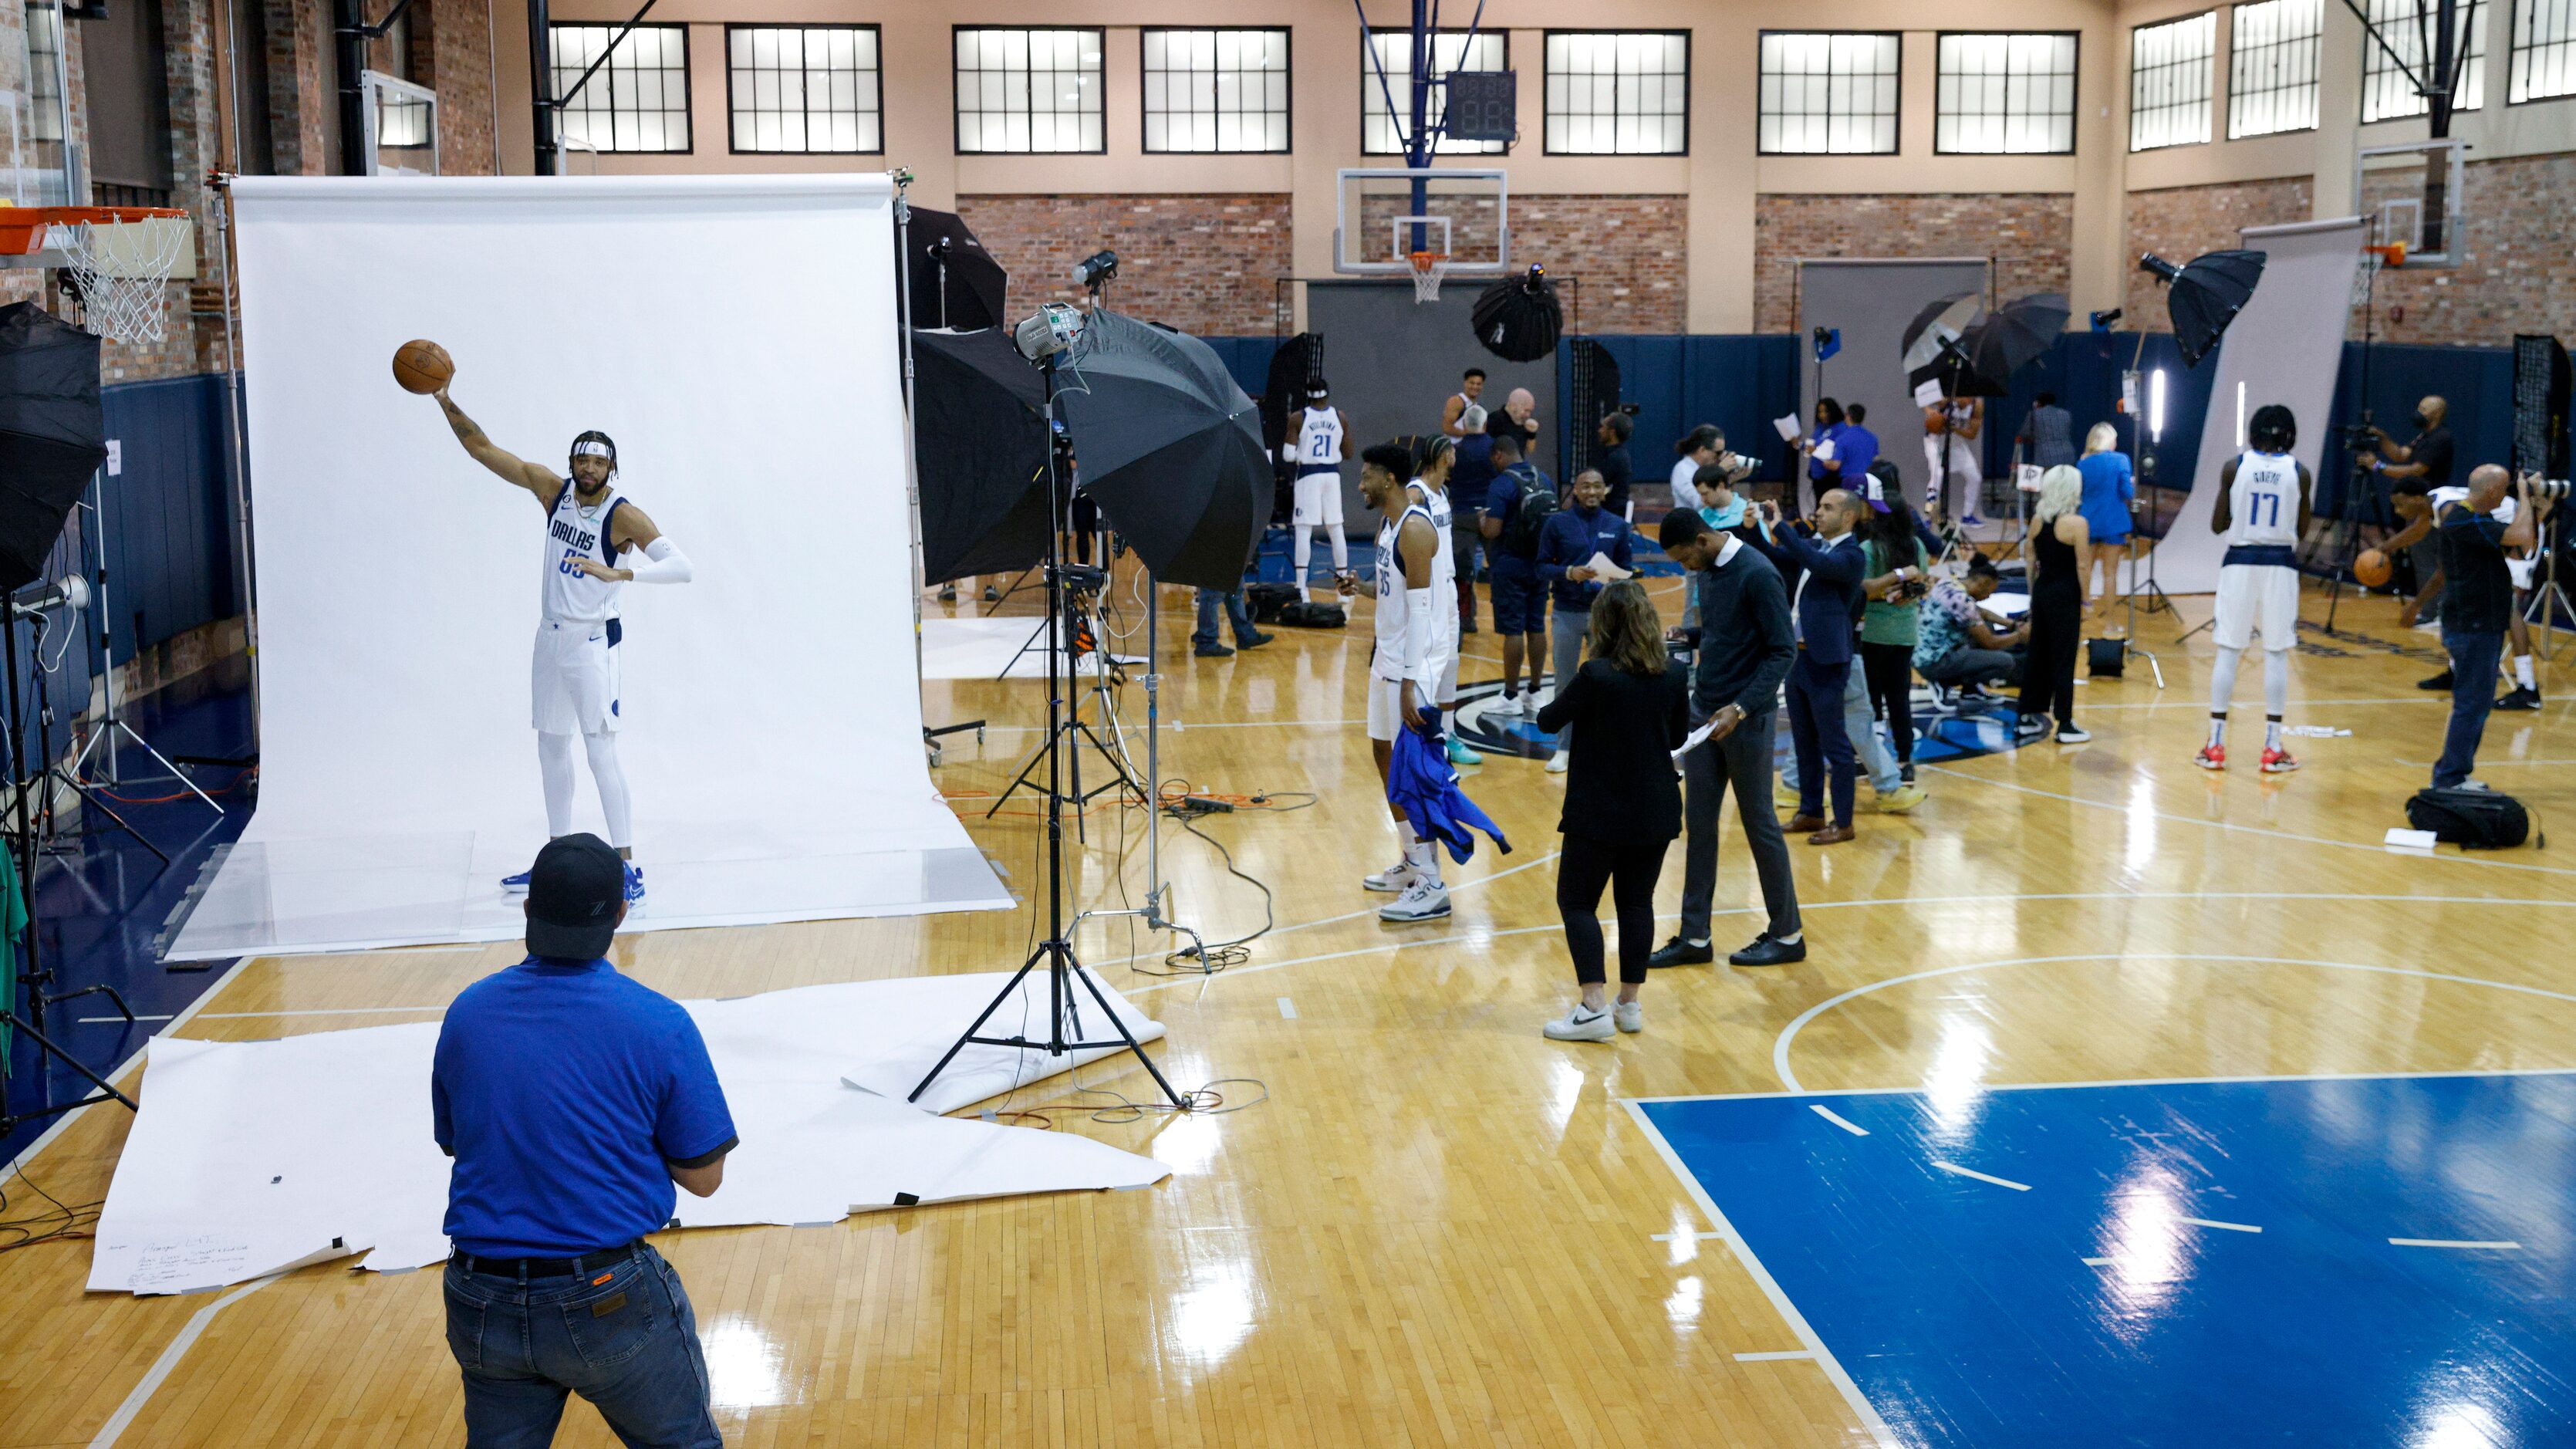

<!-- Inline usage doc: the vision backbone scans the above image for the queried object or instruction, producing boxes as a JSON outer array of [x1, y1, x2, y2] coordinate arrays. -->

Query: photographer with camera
[[2362, 396, 2453, 622], [2428, 465, 2539, 791]]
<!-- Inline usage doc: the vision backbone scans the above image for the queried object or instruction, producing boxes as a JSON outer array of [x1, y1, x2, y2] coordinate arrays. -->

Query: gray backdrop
[[1305, 280, 1558, 526], [1797, 258, 1993, 508]]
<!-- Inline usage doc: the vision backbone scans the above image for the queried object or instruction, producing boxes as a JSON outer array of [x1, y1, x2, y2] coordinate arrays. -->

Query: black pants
[[2018, 596, 2082, 728], [1558, 832, 1667, 986], [1859, 640, 1917, 764]]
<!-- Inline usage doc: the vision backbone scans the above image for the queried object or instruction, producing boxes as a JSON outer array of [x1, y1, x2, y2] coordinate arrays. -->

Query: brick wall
[[2121, 176, 2313, 324], [414, 0, 497, 174], [2364, 152, 2576, 346], [957, 194, 1291, 336], [1513, 195, 1687, 334], [1753, 193, 2073, 333], [265, 0, 333, 174]]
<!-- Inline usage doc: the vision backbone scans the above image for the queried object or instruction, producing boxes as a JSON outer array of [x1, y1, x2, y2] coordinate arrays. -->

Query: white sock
[[582, 730, 633, 849], [1395, 819, 1417, 849], [1326, 523, 1349, 572], [2263, 647, 2290, 717], [1774, 931, 1801, 945], [2515, 654, 2537, 690], [538, 731, 576, 837], [2264, 714, 2284, 751], [1294, 530, 1315, 593], [1405, 837, 1443, 887], [2208, 713, 2227, 748]]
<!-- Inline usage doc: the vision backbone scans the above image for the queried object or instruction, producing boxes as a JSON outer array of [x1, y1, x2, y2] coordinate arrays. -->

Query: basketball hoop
[[1410, 250, 1450, 304], [0, 206, 192, 343]]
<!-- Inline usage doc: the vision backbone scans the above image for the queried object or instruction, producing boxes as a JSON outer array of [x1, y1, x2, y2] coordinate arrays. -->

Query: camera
[[2527, 475, 2571, 502], [2338, 424, 2382, 458]]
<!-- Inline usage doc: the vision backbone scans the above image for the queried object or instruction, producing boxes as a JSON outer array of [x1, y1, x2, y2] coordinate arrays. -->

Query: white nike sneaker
[[1378, 880, 1451, 922], [1487, 694, 1525, 719], [1613, 1001, 1643, 1034], [1362, 860, 1419, 893], [1543, 1004, 1615, 1041]]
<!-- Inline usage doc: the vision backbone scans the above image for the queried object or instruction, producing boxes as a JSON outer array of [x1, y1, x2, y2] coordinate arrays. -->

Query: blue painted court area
[[1638, 1072, 2576, 1448]]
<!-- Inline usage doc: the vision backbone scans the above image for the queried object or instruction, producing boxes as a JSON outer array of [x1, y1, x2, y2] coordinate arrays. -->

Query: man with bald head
[[1751, 487, 1870, 844], [2424, 466, 2537, 791], [2366, 395, 2454, 627]]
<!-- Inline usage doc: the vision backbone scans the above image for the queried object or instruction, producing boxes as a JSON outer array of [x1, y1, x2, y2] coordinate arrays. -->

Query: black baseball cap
[[525, 833, 625, 960]]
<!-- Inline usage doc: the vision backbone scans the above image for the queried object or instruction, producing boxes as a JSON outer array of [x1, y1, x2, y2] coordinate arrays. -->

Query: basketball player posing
[[1285, 383, 1355, 603], [2198, 404, 2311, 774], [1353, 442, 1451, 924], [432, 387, 694, 900]]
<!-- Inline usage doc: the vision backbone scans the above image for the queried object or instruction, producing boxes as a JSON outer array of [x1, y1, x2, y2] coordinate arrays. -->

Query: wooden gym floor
[[1, 569, 2569, 1447]]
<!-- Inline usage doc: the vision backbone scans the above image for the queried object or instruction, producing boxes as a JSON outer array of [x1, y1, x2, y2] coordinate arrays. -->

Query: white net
[[1410, 252, 1450, 304], [55, 214, 190, 343]]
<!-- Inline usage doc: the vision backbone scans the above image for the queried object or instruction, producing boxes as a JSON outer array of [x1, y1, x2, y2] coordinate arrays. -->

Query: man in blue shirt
[[1835, 403, 1881, 499], [1478, 427, 1552, 714], [1535, 468, 1636, 772], [434, 834, 737, 1447]]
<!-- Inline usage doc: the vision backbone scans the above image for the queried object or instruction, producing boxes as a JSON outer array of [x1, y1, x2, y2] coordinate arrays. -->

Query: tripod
[[911, 354, 1186, 1111], [66, 480, 222, 819], [988, 566, 1144, 834]]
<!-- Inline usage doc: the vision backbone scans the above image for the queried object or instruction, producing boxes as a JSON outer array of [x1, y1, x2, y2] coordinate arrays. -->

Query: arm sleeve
[[625, 536, 693, 583], [1738, 569, 1797, 715], [430, 1035, 454, 1155], [1812, 536, 1865, 586], [1534, 667, 1582, 733], [1486, 477, 1518, 522], [1535, 515, 1572, 584], [1403, 588, 1433, 682], [655, 1010, 740, 1167]]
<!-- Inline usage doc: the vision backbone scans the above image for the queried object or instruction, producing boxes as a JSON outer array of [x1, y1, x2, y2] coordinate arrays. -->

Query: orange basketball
[[2355, 548, 2392, 588], [392, 338, 453, 394]]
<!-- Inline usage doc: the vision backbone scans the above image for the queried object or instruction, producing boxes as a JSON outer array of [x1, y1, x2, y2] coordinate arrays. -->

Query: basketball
[[2355, 548, 2392, 588], [391, 338, 453, 394]]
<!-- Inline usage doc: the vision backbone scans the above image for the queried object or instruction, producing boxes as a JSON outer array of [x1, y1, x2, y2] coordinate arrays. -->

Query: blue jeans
[[2435, 626, 2503, 788], [1193, 589, 1254, 648], [1786, 653, 1857, 826], [444, 1242, 721, 1447]]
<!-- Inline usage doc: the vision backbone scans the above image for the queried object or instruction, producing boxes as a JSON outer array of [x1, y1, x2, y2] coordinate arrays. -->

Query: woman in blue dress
[[2075, 422, 2135, 632]]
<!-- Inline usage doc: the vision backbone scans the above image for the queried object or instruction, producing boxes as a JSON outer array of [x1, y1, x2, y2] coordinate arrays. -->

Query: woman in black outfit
[[1534, 580, 1689, 1041], [2018, 464, 2093, 744]]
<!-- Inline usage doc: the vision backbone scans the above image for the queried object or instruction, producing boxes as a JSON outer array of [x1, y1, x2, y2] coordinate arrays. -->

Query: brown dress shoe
[[1806, 823, 1856, 846], [1783, 813, 1828, 834]]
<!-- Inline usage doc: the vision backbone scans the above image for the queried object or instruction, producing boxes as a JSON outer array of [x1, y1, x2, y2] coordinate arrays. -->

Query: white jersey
[[1407, 478, 1460, 620], [2225, 450, 2301, 549], [1372, 498, 1435, 682], [1295, 407, 1344, 468], [542, 482, 630, 625]]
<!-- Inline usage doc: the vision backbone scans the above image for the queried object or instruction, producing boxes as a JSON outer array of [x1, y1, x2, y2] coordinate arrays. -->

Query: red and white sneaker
[[2195, 743, 2227, 770], [2260, 747, 2299, 774]]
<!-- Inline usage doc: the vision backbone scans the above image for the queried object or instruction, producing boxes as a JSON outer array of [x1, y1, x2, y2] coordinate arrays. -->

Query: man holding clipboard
[[1534, 469, 1637, 774]]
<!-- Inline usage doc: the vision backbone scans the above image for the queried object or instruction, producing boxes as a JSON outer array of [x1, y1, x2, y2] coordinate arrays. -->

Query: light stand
[[2318, 248, 2402, 640], [911, 342, 1186, 1112], [1072, 572, 1211, 971], [2118, 367, 2170, 686], [895, 170, 987, 763], [62, 480, 223, 818]]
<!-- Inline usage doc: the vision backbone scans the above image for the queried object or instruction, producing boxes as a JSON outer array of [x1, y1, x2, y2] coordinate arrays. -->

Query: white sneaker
[[1362, 860, 1418, 893], [1545, 752, 1571, 774], [1379, 880, 1451, 922], [1613, 1001, 1643, 1034], [1543, 1005, 1615, 1041], [1487, 694, 1524, 719]]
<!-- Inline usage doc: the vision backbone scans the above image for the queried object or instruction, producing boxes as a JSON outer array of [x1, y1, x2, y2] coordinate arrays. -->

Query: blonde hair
[[2032, 464, 2085, 523], [1585, 580, 1670, 678], [2084, 422, 2118, 456]]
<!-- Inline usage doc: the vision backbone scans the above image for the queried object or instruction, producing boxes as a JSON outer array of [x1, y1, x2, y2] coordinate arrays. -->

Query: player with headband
[[431, 385, 694, 904]]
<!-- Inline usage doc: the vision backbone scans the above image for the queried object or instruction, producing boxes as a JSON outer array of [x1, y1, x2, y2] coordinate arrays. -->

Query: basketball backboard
[[361, 70, 440, 177], [1333, 167, 1508, 275], [4, 0, 79, 207], [2355, 138, 2466, 267]]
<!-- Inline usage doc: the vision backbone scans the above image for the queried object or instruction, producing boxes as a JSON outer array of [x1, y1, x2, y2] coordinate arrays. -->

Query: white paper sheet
[[920, 616, 1144, 681], [1773, 414, 1801, 442], [1582, 551, 1632, 582], [90, 971, 1172, 1294]]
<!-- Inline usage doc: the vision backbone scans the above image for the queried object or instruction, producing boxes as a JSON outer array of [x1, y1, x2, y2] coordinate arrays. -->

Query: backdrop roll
[[175, 174, 1008, 958], [1798, 258, 1993, 508]]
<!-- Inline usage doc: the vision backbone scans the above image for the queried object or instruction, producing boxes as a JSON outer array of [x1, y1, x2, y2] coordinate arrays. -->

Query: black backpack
[[1501, 466, 1560, 559], [2406, 787, 2532, 849]]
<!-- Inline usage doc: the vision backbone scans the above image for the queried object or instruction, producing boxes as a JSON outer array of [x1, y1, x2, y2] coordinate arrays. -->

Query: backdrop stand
[[894, 170, 990, 765]]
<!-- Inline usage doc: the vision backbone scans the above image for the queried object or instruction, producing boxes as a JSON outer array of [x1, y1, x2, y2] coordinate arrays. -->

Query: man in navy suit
[[1754, 489, 1866, 844]]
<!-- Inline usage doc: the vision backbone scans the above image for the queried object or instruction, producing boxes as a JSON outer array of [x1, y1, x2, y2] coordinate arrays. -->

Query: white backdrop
[[171, 175, 1008, 958], [2136, 218, 2365, 594]]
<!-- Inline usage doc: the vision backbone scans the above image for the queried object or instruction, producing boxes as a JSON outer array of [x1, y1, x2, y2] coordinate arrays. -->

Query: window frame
[[1932, 30, 2081, 155], [2129, 9, 2217, 151], [1359, 26, 1512, 157], [723, 23, 884, 157], [546, 21, 694, 156], [1540, 29, 1692, 157], [2510, 0, 2576, 102], [2227, 0, 2324, 138], [2360, 0, 2487, 120], [1755, 29, 1905, 156], [951, 25, 1109, 156], [1138, 25, 1293, 154]]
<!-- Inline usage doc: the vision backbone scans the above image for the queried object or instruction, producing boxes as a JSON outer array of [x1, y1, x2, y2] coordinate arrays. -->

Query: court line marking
[[1932, 1161, 2031, 1191], [1733, 1349, 1818, 1362], [2080, 1257, 2116, 1267], [1809, 1106, 1869, 1136], [1918, 763, 2576, 878], [1, 955, 253, 1190], [2389, 1238, 2521, 1250], [1764, 954, 2576, 1095], [1628, 1063, 2576, 1106], [1652, 1231, 1730, 1242], [86, 1271, 285, 1448], [1275, 997, 1297, 1019], [2179, 1216, 2262, 1233], [1618, 1099, 1900, 1447]]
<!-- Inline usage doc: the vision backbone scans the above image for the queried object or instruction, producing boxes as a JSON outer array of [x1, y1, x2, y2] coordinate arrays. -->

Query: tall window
[[954, 27, 1104, 154], [2129, 12, 2216, 149], [728, 26, 880, 153], [1757, 32, 1901, 154], [2362, 0, 2487, 120], [1142, 28, 1290, 152], [1544, 32, 1689, 154], [2229, 0, 2324, 136], [1361, 29, 1508, 154], [2510, 0, 2576, 100], [1936, 33, 2079, 153], [549, 24, 691, 154]]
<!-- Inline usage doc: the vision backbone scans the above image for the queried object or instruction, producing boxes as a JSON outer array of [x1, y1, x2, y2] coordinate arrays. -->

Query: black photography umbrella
[[1054, 309, 1268, 590], [903, 209, 1009, 333], [2140, 250, 2267, 367], [910, 327, 1053, 583], [0, 302, 106, 592], [1945, 292, 2071, 397], [1471, 265, 1562, 363]]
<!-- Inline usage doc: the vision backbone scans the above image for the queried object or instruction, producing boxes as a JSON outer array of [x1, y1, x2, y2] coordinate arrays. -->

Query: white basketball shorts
[[532, 618, 621, 735], [1293, 468, 1345, 529], [2213, 564, 2299, 652], [1366, 673, 1414, 742]]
